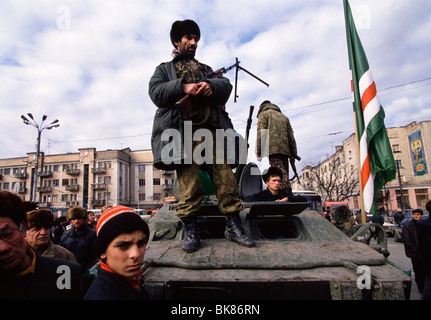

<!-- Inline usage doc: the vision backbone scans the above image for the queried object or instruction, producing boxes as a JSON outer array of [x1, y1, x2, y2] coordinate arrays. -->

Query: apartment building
[[293, 120, 431, 212], [0, 147, 175, 216]]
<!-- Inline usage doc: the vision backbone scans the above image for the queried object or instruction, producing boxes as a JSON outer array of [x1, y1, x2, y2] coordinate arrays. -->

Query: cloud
[[1, 0, 430, 177]]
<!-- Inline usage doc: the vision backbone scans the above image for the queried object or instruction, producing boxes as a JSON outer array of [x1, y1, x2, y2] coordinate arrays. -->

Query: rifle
[[235, 105, 254, 183], [175, 62, 238, 120], [175, 58, 269, 119], [289, 155, 301, 184]]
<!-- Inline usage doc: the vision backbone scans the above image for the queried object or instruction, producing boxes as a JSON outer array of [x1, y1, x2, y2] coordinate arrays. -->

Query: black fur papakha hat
[[170, 19, 200, 47]]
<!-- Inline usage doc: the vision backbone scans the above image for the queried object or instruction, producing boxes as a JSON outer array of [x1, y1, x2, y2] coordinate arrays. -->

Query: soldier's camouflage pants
[[176, 128, 242, 218], [269, 153, 291, 190]]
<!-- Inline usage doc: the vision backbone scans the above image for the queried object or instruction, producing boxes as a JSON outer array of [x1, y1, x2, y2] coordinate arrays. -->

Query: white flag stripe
[[358, 69, 373, 96], [363, 96, 380, 127]]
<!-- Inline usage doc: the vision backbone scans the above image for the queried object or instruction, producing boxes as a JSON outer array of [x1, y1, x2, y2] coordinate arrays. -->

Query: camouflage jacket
[[256, 103, 297, 158]]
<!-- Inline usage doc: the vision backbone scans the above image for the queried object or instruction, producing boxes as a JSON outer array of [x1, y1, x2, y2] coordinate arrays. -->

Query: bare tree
[[307, 154, 359, 202]]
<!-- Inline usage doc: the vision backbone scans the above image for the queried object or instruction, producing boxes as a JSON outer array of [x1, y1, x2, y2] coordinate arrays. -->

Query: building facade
[[293, 120, 431, 212], [0, 147, 175, 216]]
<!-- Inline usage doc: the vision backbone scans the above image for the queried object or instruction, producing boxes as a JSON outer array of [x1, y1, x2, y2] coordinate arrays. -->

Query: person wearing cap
[[149, 19, 254, 253], [25, 209, 77, 262], [83, 205, 149, 300], [0, 191, 83, 299], [244, 167, 306, 202], [60, 206, 97, 275], [402, 208, 426, 294], [256, 100, 298, 192]]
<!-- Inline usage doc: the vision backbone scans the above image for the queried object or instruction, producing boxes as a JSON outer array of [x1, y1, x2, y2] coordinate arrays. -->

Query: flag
[[343, 0, 396, 215]]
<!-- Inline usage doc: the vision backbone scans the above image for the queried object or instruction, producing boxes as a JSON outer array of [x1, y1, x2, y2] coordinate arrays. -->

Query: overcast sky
[[1, 0, 431, 174]]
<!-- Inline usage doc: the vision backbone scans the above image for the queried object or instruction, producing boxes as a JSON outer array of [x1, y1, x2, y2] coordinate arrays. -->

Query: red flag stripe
[[361, 81, 377, 112]]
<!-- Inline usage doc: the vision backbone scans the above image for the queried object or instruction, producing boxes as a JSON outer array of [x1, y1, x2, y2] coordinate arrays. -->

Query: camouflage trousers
[[176, 128, 242, 218], [269, 153, 291, 190]]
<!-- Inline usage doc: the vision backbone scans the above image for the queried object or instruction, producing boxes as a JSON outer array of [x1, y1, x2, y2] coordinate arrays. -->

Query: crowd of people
[[0, 190, 149, 300]]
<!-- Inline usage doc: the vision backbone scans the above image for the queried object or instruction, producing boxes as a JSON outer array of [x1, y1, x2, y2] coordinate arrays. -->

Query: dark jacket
[[60, 225, 97, 274], [402, 218, 421, 259], [83, 267, 147, 300], [148, 60, 235, 170], [417, 216, 431, 275], [0, 247, 83, 300], [244, 188, 307, 202]]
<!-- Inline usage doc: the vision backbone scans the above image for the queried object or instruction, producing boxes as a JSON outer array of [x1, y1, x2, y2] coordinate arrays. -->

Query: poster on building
[[408, 130, 428, 176]]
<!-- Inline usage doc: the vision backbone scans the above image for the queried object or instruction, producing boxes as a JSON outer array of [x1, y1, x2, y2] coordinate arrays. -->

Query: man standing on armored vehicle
[[148, 19, 254, 253], [256, 100, 299, 191]]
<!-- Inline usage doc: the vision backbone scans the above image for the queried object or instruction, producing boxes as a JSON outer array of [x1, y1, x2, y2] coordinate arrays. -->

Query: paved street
[[384, 236, 422, 300]]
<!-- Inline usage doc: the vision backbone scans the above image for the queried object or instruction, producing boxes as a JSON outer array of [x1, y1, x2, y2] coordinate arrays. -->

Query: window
[[153, 178, 161, 186], [393, 144, 401, 153], [139, 179, 145, 186]]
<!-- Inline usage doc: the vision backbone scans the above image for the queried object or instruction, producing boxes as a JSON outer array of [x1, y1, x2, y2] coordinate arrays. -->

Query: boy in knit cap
[[83, 205, 150, 300]]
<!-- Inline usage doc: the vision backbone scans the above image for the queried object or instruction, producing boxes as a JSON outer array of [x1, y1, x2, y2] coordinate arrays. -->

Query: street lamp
[[21, 113, 60, 202]]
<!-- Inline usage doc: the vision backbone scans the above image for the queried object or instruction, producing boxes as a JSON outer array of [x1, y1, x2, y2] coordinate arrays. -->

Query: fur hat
[[262, 166, 283, 183], [26, 209, 54, 229], [94, 205, 150, 258], [67, 206, 88, 221], [170, 19, 200, 47]]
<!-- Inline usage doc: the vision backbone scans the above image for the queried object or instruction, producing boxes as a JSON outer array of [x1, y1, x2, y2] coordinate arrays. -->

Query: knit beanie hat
[[262, 166, 283, 183], [94, 206, 150, 258]]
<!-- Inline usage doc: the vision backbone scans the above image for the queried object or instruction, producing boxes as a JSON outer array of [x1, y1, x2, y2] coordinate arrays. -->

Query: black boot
[[181, 216, 200, 253], [225, 212, 255, 247]]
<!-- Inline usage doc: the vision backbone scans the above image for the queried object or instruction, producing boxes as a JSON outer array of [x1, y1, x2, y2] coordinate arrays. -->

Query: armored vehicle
[[141, 163, 411, 300]]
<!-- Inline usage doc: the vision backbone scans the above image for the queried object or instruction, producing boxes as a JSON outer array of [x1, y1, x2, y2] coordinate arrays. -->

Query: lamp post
[[21, 113, 60, 202]]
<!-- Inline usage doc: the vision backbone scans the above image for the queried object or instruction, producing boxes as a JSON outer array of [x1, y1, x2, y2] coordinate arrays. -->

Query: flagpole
[[343, 0, 367, 224]]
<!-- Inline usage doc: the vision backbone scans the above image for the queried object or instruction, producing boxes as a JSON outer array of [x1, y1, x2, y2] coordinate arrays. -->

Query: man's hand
[[275, 197, 288, 202], [183, 82, 213, 97]]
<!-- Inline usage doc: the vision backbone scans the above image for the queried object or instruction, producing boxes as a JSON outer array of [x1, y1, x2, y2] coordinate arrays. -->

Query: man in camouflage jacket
[[256, 100, 298, 190]]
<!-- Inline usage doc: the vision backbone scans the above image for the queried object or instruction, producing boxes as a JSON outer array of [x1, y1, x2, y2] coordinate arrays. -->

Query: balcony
[[91, 183, 106, 190], [38, 171, 53, 178], [66, 169, 80, 176], [92, 200, 106, 206], [92, 168, 106, 174], [163, 170, 175, 175], [163, 184, 172, 190], [66, 185, 80, 192], [15, 173, 28, 179], [66, 201, 79, 207], [37, 186, 52, 192], [18, 187, 27, 194], [39, 202, 51, 208]]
